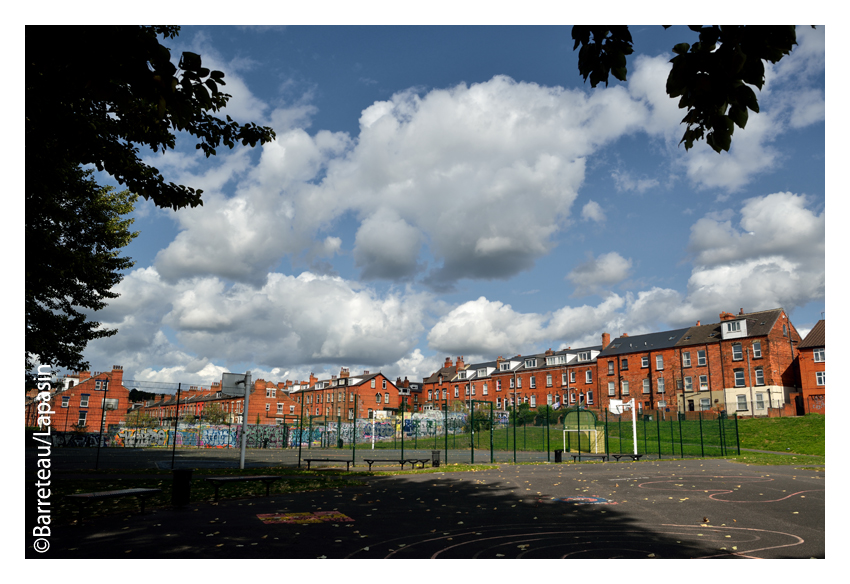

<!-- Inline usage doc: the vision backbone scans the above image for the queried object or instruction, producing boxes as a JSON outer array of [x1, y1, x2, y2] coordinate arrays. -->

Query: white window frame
[[816, 371, 825, 386], [585, 370, 592, 384], [61, 396, 70, 408], [755, 393, 765, 410], [77, 411, 87, 425], [517, 377, 522, 388], [656, 355, 664, 370], [699, 398, 710, 411], [732, 343, 743, 361], [641, 356, 649, 368], [734, 370, 745, 387], [454, 386, 459, 397], [608, 381, 615, 396], [371, 379, 376, 389], [697, 350, 706, 366], [530, 395, 536, 408], [699, 375, 708, 391], [684, 376, 693, 391], [482, 383, 488, 396], [586, 391, 594, 405], [642, 379, 650, 394], [529, 376, 536, 389], [727, 321, 741, 333], [578, 351, 590, 362], [546, 374, 552, 387], [608, 361, 615, 375], [384, 392, 390, 403], [657, 377, 665, 393], [753, 341, 762, 358], [736, 394, 748, 411], [755, 368, 764, 386], [682, 352, 691, 367], [569, 371, 576, 383], [500, 362, 511, 371], [80, 394, 90, 408], [814, 348, 824, 362], [277, 403, 283, 414], [621, 380, 629, 395]]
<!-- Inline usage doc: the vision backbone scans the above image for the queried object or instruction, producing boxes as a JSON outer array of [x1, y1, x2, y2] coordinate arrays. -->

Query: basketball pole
[[239, 371, 252, 470]]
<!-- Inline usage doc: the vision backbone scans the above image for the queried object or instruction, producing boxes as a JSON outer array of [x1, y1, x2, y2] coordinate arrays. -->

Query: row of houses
[[25, 308, 826, 433]]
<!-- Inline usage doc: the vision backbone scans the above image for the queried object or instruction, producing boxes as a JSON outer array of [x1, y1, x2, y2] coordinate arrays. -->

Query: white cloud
[[581, 200, 606, 222], [353, 208, 424, 280], [610, 170, 659, 194], [567, 252, 633, 296]]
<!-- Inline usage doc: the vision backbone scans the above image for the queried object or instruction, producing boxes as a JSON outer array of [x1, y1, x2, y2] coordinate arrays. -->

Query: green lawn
[[735, 414, 825, 456]]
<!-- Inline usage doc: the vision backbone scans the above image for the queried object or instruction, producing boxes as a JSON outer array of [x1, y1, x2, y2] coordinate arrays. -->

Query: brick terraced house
[[797, 319, 825, 415]]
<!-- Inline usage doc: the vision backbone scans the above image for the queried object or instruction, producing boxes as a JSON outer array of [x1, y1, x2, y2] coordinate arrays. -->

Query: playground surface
[[32, 457, 824, 559]]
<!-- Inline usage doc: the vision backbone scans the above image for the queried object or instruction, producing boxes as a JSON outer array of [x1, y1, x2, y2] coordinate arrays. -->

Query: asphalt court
[[35, 458, 824, 559]]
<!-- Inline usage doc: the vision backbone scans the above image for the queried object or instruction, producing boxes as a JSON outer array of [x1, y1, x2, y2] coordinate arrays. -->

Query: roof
[[423, 366, 457, 384], [798, 320, 825, 349], [676, 308, 785, 347], [598, 328, 691, 357]]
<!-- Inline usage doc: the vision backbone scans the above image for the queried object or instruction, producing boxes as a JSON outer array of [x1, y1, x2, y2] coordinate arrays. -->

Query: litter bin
[[554, 449, 563, 463], [172, 468, 193, 507], [432, 450, 441, 468]]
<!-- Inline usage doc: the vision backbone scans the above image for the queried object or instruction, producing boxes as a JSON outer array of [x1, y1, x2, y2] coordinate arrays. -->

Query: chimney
[[602, 333, 610, 350], [696, 320, 701, 326], [363, 370, 369, 376], [79, 370, 91, 383], [403, 376, 409, 388], [456, 356, 465, 370], [340, 367, 350, 378], [545, 348, 554, 356], [621, 333, 628, 338], [309, 372, 318, 386], [111, 365, 124, 388], [739, 308, 744, 315], [444, 357, 453, 368], [719, 311, 736, 321]]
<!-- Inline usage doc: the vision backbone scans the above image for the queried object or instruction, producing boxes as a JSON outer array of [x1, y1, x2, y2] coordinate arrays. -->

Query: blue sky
[[78, 25, 825, 387]]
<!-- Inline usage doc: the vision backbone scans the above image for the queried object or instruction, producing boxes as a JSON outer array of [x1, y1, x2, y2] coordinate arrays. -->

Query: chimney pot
[[602, 332, 611, 350]]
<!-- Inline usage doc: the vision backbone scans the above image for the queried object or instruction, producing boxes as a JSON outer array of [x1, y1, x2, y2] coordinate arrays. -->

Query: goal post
[[561, 406, 604, 454]]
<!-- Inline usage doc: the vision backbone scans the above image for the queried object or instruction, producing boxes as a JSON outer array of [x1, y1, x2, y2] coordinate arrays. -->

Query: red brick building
[[25, 366, 131, 432], [290, 368, 403, 420], [797, 320, 825, 414]]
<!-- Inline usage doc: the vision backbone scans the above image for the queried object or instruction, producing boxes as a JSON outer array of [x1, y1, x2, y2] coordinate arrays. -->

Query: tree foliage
[[26, 26, 276, 371], [572, 25, 800, 153]]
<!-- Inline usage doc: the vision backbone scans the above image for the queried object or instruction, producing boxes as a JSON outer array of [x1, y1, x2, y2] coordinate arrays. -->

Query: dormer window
[[578, 351, 590, 362], [458, 371, 466, 379], [477, 369, 487, 377], [727, 321, 741, 333], [500, 362, 511, 371], [525, 358, 537, 368]]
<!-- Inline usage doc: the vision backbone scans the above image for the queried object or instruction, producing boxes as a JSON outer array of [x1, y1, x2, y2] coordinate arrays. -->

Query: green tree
[[509, 403, 536, 425], [26, 26, 276, 372], [201, 403, 228, 426], [572, 25, 801, 153]]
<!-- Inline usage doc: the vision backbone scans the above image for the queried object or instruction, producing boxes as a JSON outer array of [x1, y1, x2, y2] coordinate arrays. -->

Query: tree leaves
[[572, 25, 801, 153]]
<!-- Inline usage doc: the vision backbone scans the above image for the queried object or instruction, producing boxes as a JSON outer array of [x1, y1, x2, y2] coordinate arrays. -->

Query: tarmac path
[[31, 458, 824, 559]]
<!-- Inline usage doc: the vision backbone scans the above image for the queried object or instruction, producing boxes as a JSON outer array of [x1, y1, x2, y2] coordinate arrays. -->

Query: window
[[736, 395, 747, 411], [458, 371, 466, 380], [478, 368, 487, 377], [547, 394, 553, 405], [496, 397, 502, 409], [684, 376, 693, 391], [682, 352, 691, 367], [428, 390, 432, 401], [530, 395, 536, 408], [546, 374, 552, 387], [585, 370, 592, 384], [483, 383, 488, 395], [500, 362, 511, 371], [78, 411, 87, 426], [569, 393, 576, 404], [266, 388, 276, 398], [496, 379, 502, 391], [783, 324, 788, 337], [530, 376, 536, 389], [454, 386, 459, 398], [699, 398, 710, 411], [384, 393, 390, 403], [376, 393, 381, 404], [509, 378, 515, 389], [755, 368, 764, 386], [816, 371, 825, 386], [546, 355, 566, 366], [578, 351, 590, 362], [80, 394, 90, 408], [620, 358, 629, 370], [621, 380, 629, 395], [368, 409, 373, 418], [734, 370, 745, 387], [371, 379, 376, 388], [657, 378, 665, 393], [277, 403, 283, 414], [517, 377, 522, 388], [814, 348, 824, 362], [697, 350, 706, 366], [700, 375, 710, 390], [608, 381, 615, 396], [382, 379, 387, 390], [755, 393, 765, 410], [753, 341, 762, 358], [656, 355, 664, 370], [465, 384, 470, 396], [570, 371, 576, 383], [265, 403, 270, 411], [587, 391, 594, 405], [727, 321, 741, 333], [525, 358, 537, 368], [641, 356, 649, 368], [608, 361, 615, 375], [732, 343, 743, 361], [561, 373, 567, 386], [642, 379, 650, 394], [350, 394, 354, 402], [61, 396, 69, 408]]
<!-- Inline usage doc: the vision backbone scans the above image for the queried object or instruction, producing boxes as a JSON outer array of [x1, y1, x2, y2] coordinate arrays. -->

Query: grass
[[735, 414, 825, 456]]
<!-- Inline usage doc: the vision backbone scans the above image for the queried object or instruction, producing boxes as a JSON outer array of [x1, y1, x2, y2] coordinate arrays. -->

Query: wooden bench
[[66, 488, 162, 524], [204, 475, 283, 501], [302, 458, 352, 471], [570, 454, 609, 462], [611, 454, 644, 462]]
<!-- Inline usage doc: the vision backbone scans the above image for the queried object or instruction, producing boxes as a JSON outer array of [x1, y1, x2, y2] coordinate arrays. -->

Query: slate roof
[[798, 320, 825, 349], [676, 308, 784, 347], [598, 328, 691, 357], [423, 366, 457, 384]]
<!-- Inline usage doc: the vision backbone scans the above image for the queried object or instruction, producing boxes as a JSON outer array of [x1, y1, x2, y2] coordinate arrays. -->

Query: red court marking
[[257, 511, 354, 524]]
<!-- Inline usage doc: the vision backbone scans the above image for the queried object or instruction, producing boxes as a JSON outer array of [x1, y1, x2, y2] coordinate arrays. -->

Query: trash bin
[[172, 468, 192, 507], [432, 450, 441, 468], [554, 449, 563, 463]]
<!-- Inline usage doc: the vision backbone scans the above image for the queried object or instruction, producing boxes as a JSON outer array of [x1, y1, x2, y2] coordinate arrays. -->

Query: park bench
[[611, 454, 644, 462], [66, 488, 162, 524], [302, 458, 352, 471], [362, 458, 408, 471], [204, 475, 283, 501], [570, 454, 609, 462], [405, 458, 432, 469]]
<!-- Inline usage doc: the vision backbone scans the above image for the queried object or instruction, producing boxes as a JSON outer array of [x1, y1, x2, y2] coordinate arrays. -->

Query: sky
[[73, 24, 826, 388]]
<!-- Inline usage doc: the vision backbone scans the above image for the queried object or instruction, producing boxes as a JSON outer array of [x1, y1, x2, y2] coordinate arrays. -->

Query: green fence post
[[642, 415, 648, 455], [670, 417, 674, 458], [718, 415, 724, 457], [732, 412, 741, 456], [444, 404, 448, 466], [351, 397, 357, 467], [656, 412, 662, 460], [490, 403, 494, 463], [698, 410, 705, 457], [577, 406, 581, 462], [618, 414, 623, 455], [513, 402, 517, 464]]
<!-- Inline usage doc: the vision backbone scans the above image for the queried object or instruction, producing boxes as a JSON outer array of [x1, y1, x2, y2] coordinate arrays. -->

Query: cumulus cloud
[[610, 170, 659, 194], [581, 200, 606, 222], [353, 208, 424, 280], [567, 252, 633, 296]]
